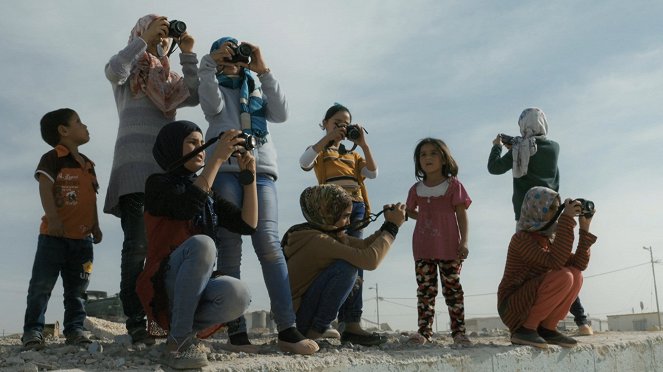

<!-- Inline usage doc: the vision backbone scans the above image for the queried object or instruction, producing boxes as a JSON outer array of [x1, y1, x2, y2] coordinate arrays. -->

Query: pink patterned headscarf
[[516, 186, 560, 235], [128, 14, 190, 118]]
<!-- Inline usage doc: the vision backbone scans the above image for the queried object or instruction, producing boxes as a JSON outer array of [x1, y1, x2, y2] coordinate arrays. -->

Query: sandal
[[21, 333, 45, 351], [407, 333, 429, 345]]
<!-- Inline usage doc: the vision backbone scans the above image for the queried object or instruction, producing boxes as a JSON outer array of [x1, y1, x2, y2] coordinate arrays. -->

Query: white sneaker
[[161, 339, 208, 369]]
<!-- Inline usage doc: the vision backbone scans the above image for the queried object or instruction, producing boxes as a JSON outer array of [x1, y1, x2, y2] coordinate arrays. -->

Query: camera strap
[[166, 39, 179, 58], [166, 135, 219, 172]]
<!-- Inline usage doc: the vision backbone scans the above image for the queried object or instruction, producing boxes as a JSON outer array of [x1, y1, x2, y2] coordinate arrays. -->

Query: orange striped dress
[[497, 214, 597, 331]]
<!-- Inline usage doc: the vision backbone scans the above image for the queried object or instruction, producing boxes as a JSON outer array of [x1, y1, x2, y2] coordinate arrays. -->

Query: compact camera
[[575, 198, 595, 218], [168, 20, 187, 38], [225, 43, 253, 64], [499, 133, 515, 146], [346, 124, 362, 141], [219, 131, 257, 152]]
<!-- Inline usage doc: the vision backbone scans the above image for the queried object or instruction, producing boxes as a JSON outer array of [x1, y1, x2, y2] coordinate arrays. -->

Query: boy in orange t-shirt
[[21, 108, 102, 350]]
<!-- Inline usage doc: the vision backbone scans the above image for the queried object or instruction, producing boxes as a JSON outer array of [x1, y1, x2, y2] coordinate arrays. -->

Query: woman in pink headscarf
[[103, 14, 200, 345]]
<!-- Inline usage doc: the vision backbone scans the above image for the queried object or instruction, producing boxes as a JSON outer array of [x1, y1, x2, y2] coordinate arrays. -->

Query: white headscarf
[[511, 108, 549, 178]]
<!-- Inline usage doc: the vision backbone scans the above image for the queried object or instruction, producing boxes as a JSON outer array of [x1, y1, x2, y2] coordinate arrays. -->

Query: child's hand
[[142, 16, 169, 44], [325, 125, 346, 144], [352, 124, 368, 147], [384, 203, 407, 227], [579, 208, 595, 232], [210, 41, 235, 67], [562, 198, 581, 218], [47, 217, 65, 237], [178, 32, 195, 53], [492, 134, 502, 146], [237, 42, 270, 75], [212, 129, 244, 163], [92, 225, 103, 244], [458, 241, 469, 260], [236, 151, 256, 174]]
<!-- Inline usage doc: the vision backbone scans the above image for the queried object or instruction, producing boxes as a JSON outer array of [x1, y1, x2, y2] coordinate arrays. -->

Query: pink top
[[406, 177, 472, 260]]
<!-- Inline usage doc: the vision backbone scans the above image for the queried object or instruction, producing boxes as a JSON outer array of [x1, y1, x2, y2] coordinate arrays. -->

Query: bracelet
[[380, 221, 399, 239]]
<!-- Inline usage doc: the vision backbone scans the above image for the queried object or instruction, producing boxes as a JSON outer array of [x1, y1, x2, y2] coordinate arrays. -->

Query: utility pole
[[643, 246, 662, 330], [369, 283, 380, 330]]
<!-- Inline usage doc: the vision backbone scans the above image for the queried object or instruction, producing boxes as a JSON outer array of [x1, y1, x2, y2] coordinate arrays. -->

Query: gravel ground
[[1, 317, 661, 371]]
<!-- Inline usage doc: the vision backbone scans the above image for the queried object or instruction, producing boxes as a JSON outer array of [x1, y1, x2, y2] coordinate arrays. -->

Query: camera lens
[[168, 20, 186, 38], [237, 43, 253, 58], [346, 125, 361, 141]]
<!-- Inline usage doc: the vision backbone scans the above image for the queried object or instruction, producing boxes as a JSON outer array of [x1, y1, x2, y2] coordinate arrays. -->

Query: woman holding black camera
[[104, 14, 199, 345], [136, 121, 256, 369]]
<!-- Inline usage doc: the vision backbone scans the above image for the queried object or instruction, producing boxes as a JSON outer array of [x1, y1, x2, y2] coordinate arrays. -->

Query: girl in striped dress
[[497, 186, 597, 348]]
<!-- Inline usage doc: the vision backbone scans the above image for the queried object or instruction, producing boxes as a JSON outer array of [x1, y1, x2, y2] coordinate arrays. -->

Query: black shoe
[[510, 327, 548, 349], [65, 331, 92, 346], [21, 332, 45, 351], [341, 331, 387, 346], [129, 327, 156, 345], [537, 326, 578, 348]]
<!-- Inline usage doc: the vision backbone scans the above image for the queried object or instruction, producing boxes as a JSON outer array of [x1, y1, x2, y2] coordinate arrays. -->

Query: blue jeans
[[296, 260, 358, 335], [118, 193, 148, 332], [570, 297, 588, 326], [164, 235, 251, 341], [213, 172, 295, 333], [23, 235, 93, 337], [338, 201, 365, 324]]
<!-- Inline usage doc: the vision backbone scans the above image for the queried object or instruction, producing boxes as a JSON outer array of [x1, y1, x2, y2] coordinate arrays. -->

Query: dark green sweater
[[487, 139, 560, 220]]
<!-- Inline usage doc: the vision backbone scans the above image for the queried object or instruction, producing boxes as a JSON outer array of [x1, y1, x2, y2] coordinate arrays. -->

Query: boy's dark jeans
[[119, 193, 148, 332], [570, 297, 589, 326], [23, 235, 93, 336]]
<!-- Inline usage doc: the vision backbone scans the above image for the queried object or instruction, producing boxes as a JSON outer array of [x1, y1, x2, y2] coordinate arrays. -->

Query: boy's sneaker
[[65, 331, 93, 346], [161, 338, 208, 370], [21, 332, 45, 351], [129, 327, 156, 346], [510, 327, 548, 349], [537, 326, 578, 348]]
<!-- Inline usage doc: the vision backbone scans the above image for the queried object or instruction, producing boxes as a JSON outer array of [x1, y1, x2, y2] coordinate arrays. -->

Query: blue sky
[[1, 1, 662, 334]]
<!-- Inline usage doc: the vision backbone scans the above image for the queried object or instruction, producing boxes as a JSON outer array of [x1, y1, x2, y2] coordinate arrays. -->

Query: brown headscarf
[[128, 14, 190, 118]]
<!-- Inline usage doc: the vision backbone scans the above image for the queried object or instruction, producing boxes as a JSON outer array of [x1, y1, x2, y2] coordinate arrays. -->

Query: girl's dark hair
[[40, 108, 76, 147], [323, 103, 352, 123], [413, 137, 459, 181]]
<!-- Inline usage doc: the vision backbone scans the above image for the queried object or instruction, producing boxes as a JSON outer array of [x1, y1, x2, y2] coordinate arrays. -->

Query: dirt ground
[[2, 317, 662, 371]]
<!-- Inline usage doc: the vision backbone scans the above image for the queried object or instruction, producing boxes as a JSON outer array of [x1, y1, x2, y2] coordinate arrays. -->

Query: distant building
[[245, 310, 276, 333], [85, 291, 124, 322], [607, 312, 662, 331], [465, 317, 507, 333]]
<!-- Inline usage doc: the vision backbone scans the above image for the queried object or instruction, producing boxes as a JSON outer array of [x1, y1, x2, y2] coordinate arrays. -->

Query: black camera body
[[575, 198, 595, 218], [219, 131, 257, 152], [346, 124, 362, 141], [168, 20, 186, 38], [225, 43, 252, 64], [499, 133, 515, 146]]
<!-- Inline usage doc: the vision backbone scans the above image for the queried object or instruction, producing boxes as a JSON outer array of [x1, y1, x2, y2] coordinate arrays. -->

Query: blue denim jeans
[[570, 297, 588, 326], [23, 235, 93, 337], [338, 201, 365, 324], [213, 172, 295, 333], [118, 193, 148, 332], [296, 260, 358, 335], [164, 235, 251, 341]]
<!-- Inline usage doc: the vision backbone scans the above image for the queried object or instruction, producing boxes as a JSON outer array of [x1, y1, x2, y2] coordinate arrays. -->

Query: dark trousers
[[570, 297, 588, 326], [338, 201, 365, 324], [119, 193, 148, 332], [23, 235, 93, 336]]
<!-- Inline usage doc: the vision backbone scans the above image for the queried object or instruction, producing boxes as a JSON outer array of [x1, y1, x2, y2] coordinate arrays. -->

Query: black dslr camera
[[575, 198, 595, 218], [499, 133, 515, 146], [167, 20, 187, 38], [225, 43, 253, 64], [346, 124, 362, 141], [219, 131, 257, 152]]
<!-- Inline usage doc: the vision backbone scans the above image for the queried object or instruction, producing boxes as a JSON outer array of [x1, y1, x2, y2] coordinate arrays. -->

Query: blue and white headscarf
[[511, 108, 549, 178], [210, 37, 268, 143]]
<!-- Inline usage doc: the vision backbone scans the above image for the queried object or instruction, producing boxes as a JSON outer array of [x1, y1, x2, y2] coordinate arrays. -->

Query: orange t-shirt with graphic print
[[35, 145, 99, 240]]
